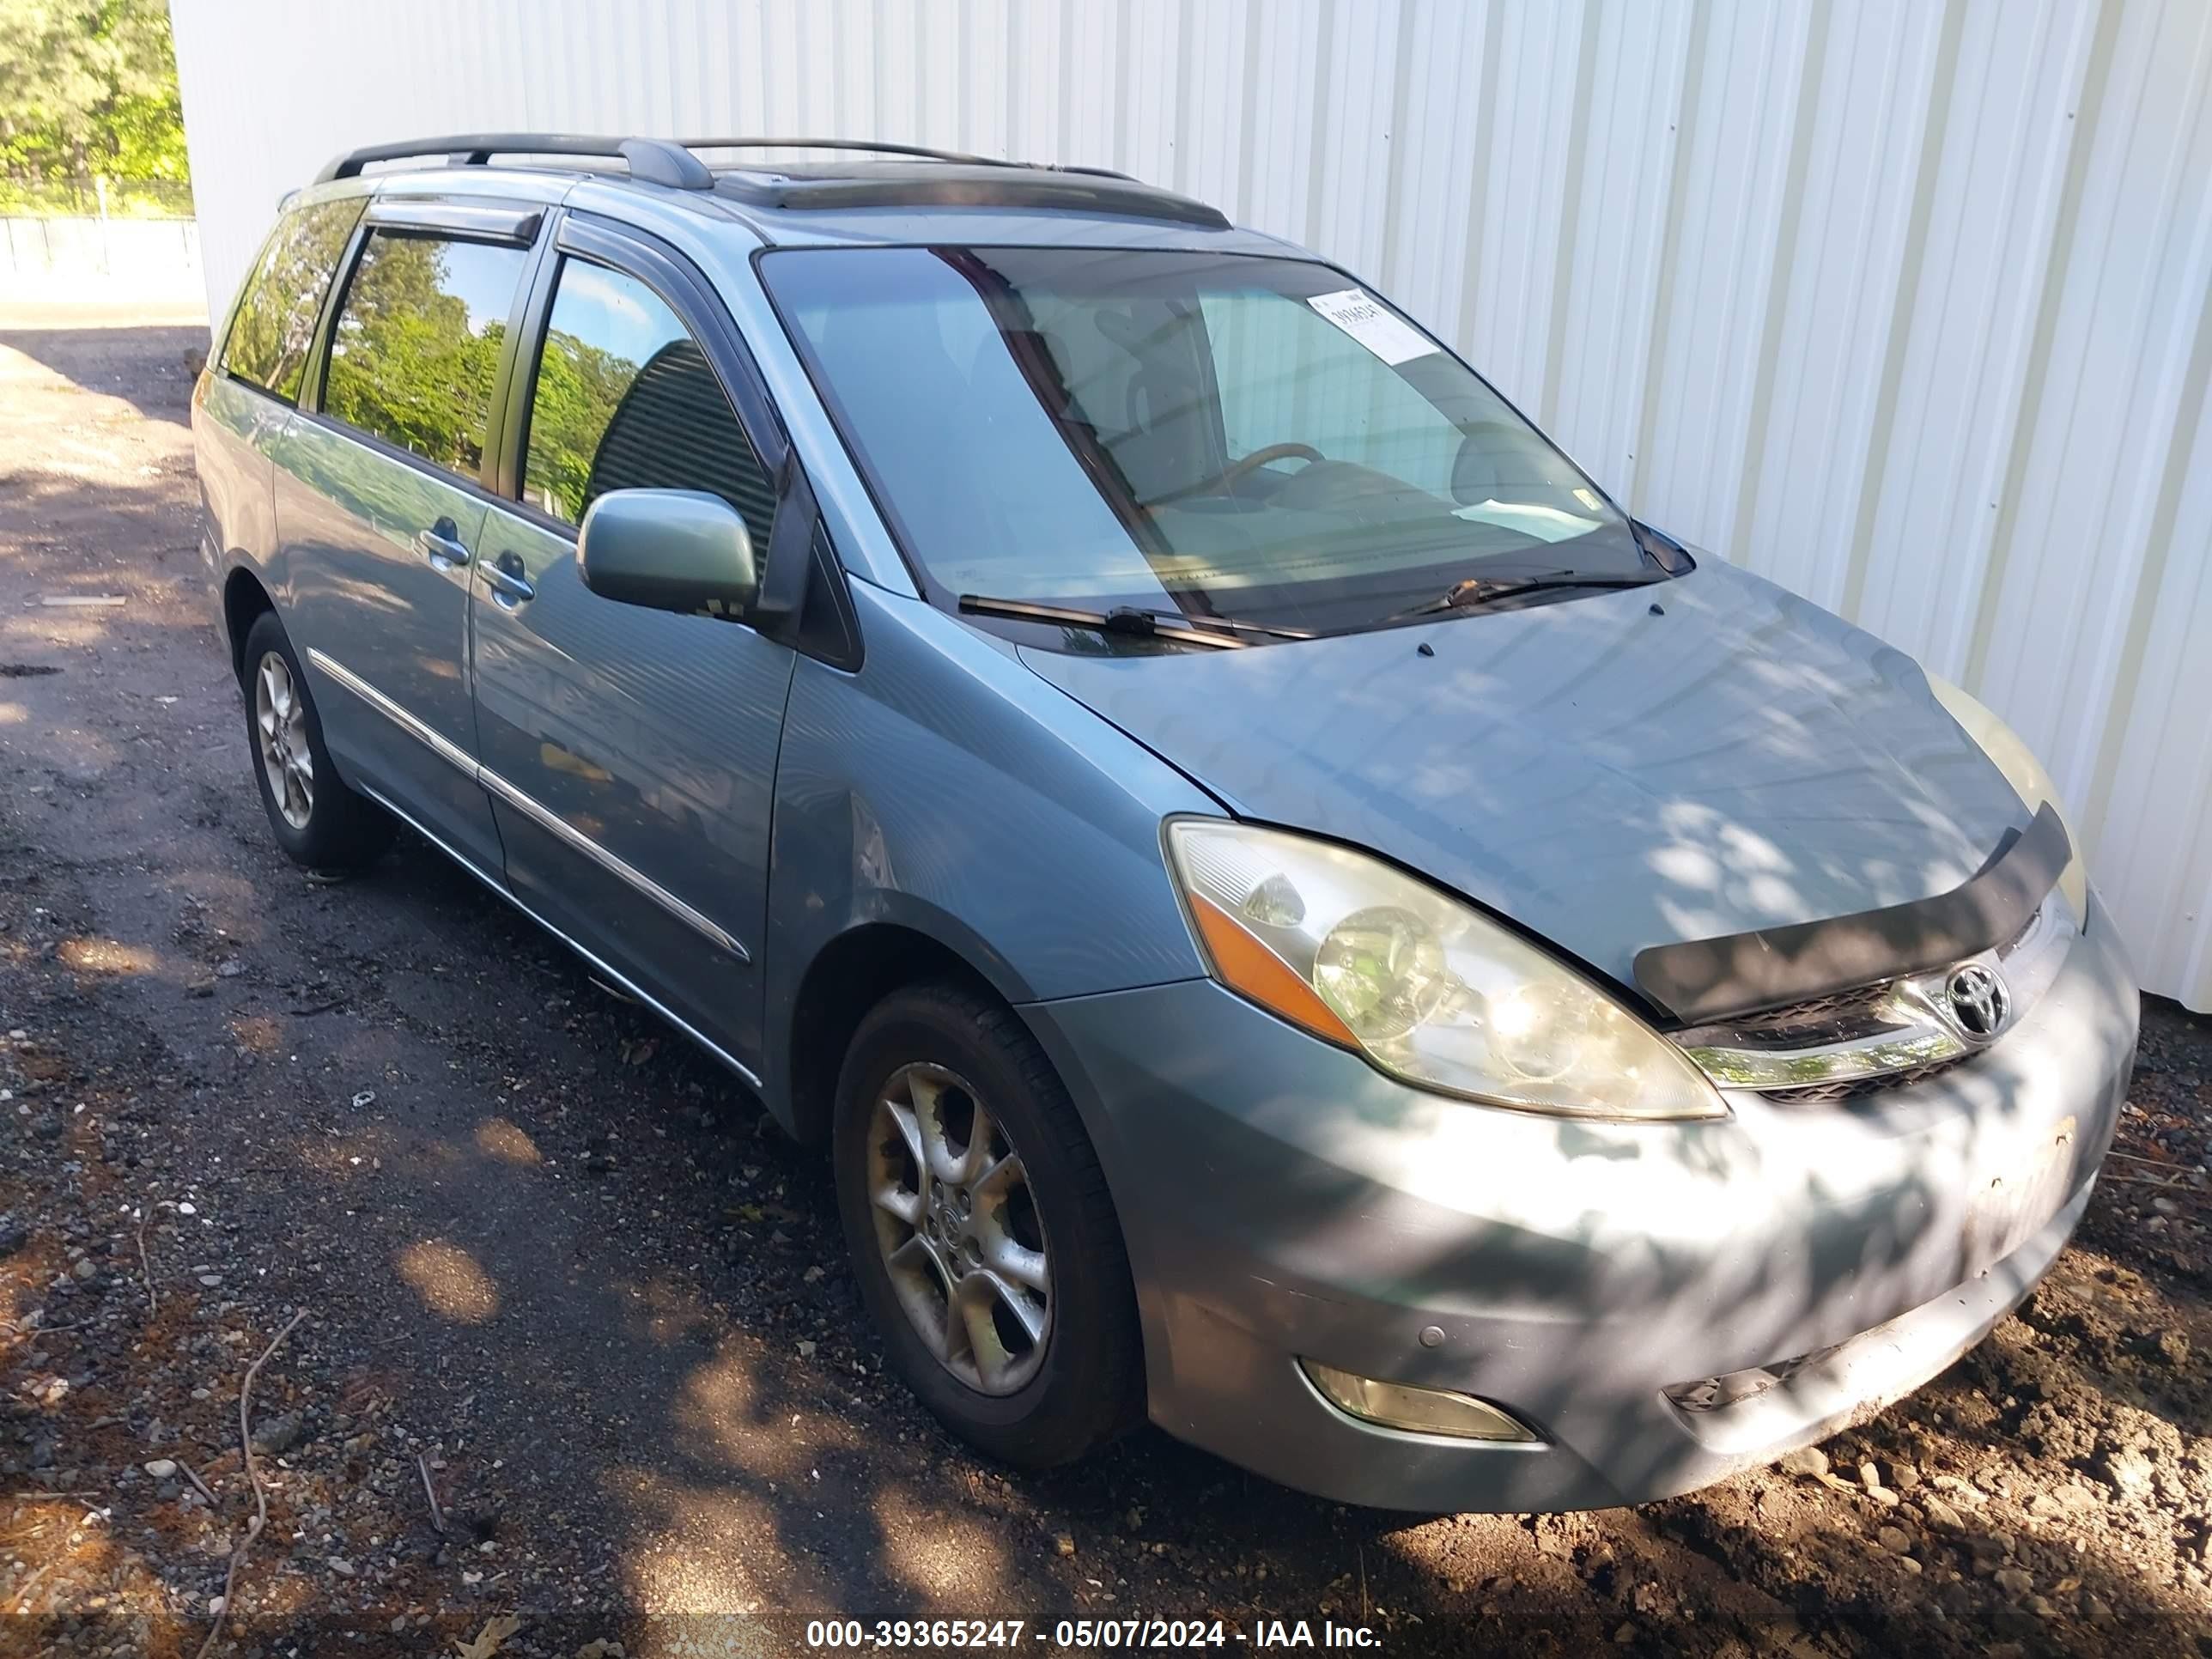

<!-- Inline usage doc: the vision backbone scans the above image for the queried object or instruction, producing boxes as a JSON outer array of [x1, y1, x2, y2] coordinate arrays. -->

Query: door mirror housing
[[577, 489, 758, 618]]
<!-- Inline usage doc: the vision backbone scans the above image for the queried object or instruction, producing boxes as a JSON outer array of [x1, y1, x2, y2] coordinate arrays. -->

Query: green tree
[[0, 0, 188, 185]]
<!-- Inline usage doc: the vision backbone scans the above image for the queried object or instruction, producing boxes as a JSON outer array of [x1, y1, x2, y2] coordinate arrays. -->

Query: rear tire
[[833, 980, 1144, 1468], [240, 611, 392, 872]]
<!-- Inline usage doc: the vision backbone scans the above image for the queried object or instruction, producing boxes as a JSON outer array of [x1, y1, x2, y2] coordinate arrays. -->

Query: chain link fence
[[0, 177, 196, 218]]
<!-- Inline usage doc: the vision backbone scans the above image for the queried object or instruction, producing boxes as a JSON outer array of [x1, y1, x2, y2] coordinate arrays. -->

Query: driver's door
[[468, 218, 794, 1073]]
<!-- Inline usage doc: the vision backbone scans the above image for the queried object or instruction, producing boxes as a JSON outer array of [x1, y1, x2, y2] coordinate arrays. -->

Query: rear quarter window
[[220, 198, 365, 403], [319, 229, 531, 476]]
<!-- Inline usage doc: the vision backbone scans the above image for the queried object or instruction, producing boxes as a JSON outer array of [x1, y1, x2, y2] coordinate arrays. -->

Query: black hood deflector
[[1632, 803, 2069, 1024]]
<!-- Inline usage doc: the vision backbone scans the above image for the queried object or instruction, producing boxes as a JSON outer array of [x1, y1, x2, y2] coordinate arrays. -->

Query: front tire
[[833, 981, 1144, 1468], [240, 611, 392, 872]]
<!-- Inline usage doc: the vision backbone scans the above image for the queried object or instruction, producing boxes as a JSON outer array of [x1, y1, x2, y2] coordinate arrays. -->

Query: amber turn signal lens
[[1187, 891, 1360, 1049]]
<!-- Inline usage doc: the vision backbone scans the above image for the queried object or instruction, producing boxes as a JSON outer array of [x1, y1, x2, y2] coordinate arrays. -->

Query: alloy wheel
[[866, 1060, 1052, 1395], [254, 651, 313, 830]]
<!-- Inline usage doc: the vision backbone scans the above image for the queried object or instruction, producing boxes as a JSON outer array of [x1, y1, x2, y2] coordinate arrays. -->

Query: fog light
[[1300, 1359, 1539, 1442]]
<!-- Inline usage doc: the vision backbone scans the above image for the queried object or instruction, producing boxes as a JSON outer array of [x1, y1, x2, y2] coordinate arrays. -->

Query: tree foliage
[[524, 326, 646, 521], [0, 0, 188, 182], [322, 237, 508, 475]]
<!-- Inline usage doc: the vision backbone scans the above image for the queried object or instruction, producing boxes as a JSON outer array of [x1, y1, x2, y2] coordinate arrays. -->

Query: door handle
[[416, 520, 471, 571], [483, 558, 535, 608]]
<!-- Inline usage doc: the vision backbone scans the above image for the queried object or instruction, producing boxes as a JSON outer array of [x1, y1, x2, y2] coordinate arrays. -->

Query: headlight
[[1923, 674, 2088, 921], [1164, 820, 1726, 1121]]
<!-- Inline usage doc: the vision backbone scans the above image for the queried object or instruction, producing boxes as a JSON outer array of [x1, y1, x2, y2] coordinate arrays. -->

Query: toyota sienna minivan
[[191, 134, 2135, 1512]]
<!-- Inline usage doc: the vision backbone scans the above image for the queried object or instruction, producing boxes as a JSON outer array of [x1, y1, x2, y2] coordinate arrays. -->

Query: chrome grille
[[1672, 902, 2073, 1103]]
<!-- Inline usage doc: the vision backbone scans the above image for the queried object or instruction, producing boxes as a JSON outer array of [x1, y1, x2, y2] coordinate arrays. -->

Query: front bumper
[[1022, 896, 2136, 1513]]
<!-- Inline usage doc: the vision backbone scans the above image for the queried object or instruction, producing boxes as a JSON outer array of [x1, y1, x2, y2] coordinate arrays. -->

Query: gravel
[[3, 308, 2211, 1658]]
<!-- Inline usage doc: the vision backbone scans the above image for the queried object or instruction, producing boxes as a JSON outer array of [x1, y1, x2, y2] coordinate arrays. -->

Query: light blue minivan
[[193, 135, 2134, 1513]]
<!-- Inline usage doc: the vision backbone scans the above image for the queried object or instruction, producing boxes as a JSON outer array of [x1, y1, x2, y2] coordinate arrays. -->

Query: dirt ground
[[1, 309, 2209, 1659]]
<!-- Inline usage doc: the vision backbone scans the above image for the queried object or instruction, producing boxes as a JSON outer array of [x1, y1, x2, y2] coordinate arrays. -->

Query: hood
[[1018, 561, 2032, 1001]]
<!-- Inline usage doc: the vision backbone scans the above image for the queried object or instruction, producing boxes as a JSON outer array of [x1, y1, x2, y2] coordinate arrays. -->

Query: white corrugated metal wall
[[169, 0, 2212, 1009]]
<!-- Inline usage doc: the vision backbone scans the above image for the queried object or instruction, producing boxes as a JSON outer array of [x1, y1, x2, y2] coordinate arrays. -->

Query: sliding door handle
[[416, 520, 471, 570]]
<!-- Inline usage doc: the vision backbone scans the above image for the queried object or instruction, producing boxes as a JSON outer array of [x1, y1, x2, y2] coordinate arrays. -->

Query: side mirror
[[577, 489, 757, 618]]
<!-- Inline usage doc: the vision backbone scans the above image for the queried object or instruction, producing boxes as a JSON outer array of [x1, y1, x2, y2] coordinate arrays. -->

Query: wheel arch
[[777, 916, 1018, 1150], [222, 564, 277, 684]]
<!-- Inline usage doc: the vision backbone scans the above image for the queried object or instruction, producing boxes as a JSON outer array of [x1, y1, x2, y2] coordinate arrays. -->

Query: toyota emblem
[[1946, 963, 2010, 1037]]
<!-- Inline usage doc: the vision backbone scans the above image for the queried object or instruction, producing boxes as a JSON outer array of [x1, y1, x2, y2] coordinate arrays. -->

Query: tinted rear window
[[320, 230, 530, 476], [220, 198, 364, 403]]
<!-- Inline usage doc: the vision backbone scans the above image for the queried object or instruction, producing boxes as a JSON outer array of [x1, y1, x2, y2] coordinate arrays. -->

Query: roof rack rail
[[313, 133, 714, 189], [306, 132, 1228, 229]]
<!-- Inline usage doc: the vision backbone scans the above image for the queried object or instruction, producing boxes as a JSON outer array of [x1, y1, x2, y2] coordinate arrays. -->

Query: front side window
[[520, 258, 775, 546], [319, 230, 530, 475], [220, 197, 364, 403], [763, 246, 1639, 641]]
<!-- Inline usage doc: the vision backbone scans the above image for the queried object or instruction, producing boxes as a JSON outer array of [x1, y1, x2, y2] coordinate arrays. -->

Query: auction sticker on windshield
[[1306, 288, 1438, 366]]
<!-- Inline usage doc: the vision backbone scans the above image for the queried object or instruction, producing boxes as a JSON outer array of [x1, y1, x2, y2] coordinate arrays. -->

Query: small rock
[[1994, 1566, 2033, 1597], [198, 1273, 221, 1287], [1858, 1460, 1884, 1492], [1878, 1526, 1912, 1555], [1968, 1534, 2010, 1573], [70, 1257, 97, 1280], [216, 958, 245, 978], [1054, 1532, 1075, 1557], [1921, 1495, 1966, 1530], [1779, 1445, 1829, 1479], [143, 1459, 178, 1479], [2097, 1443, 2155, 1498], [2028, 1492, 2063, 1517], [1884, 1459, 1921, 1492], [795, 1340, 817, 1359], [0, 1220, 28, 1257], [252, 1413, 307, 1455], [1613, 1625, 1635, 1646], [326, 1556, 356, 1577]]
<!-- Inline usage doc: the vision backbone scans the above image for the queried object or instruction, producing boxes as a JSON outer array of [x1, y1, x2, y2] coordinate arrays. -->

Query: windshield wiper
[[957, 594, 1313, 647], [1382, 570, 1662, 624]]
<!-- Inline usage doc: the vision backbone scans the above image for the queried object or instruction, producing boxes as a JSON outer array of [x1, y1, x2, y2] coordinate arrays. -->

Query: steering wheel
[[1156, 441, 1324, 503]]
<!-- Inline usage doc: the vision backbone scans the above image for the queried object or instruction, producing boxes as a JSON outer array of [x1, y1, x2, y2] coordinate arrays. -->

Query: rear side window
[[520, 258, 775, 544], [220, 198, 364, 403], [320, 230, 531, 477]]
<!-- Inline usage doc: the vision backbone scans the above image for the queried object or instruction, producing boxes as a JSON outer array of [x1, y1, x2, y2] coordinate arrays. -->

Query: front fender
[[760, 581, 1216, 1125]]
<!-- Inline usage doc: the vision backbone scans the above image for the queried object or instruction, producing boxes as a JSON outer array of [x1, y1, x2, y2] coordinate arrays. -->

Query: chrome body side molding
[[308, 647, 476, 776], [306, 647, 750, 963], [474, 763, 747, 959]]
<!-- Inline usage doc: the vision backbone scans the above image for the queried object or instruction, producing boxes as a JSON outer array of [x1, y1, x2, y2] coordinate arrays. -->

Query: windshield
[[762, 246, 1645, 641]]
